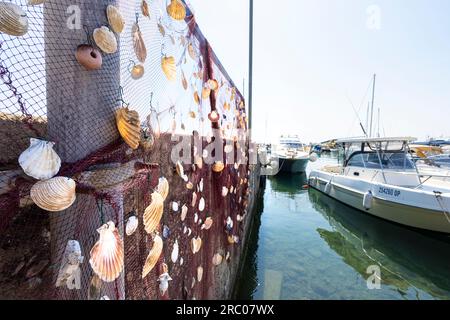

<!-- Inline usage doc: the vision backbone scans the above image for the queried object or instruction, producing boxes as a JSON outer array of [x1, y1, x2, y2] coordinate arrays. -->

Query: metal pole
[[248, 0, 253, 135], [369, 74, 376, 137]]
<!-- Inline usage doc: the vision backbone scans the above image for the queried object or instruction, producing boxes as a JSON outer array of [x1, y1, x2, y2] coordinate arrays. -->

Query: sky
[[188, 0, 450, 144]]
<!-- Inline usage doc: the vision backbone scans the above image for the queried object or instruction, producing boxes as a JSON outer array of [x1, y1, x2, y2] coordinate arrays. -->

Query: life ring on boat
[[363, 191, 373, 210]]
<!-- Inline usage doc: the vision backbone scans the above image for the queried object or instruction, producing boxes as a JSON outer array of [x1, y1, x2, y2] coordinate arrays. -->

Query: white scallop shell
[[171, 240, 179, 263], [93, 26, 117, 54], [19, 138, 61, 180], [125, 216, 138, 236], [198, 197, 205, 212], [30, 177, 76, 212], [0, 2, 28, 36]]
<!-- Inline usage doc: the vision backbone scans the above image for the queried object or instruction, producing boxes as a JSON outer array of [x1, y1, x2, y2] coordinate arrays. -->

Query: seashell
[[236, 214, 243, 222], [207, 79, 219, 91], [143, 192, 164, 234], [115, 107, 140, 150], [28, 0, 45, 5], [191, 236, 202, 254], [162, 225, 170, 239], [30, 177, 76, 212], [212, 161, 225, 173], [202, 86, 211, 99], [93, 26, 117, 54], [198, 218, 202, 225], [183, 226, 187, 234], [181, 71, 188, 90], [230, 186, 234, 194], [208, 111, 220, 123], [212, 253, 223, 266], [181, 204, 188, 221], [167, 0, 186, 21], [194, 155, 203, 169], [132, 23, 147, 63], [141, 0, 150, 18], [194, 213, 198, 223], [125, 215, 138, 236], [198, 197, 205, 212], [226, 216, 233, 230], [187, 228, 192, 236], [106, 5, 125, 34], [55, 240, 83, 290], [234, 163, 239, 170], [100, 296, 110, 300], [224, 144, 233, 154], [157, 23, 165, 36], [224, 102, 230, 111], [172, 201, 179, 212], [197, 266, 203, 282], [0, 2, 28, 36], [186, 181, 194, 190], [89, 221, 124, 282], [156, 177, 169, 200], [193, 91, 200, 105], [131, 64, 145, 80], [162, 262, 169, 274], [140, 129, 154, 151], [142, 235, 163, 278], [88, 274, 102, 300], [175, 161, 184, 178], [191, 192, 197, 207], [75, 44, 102, 71], [158, 272, 172, 295], [201, 217, 213, 230], [19, 138, 61, 180], [188, 43, 197, 60], [227, 235, 235, 244], [202, 148, 209, 158], [180, 257, 184, 265], [171, 239, 179, 263], [161, 56, 176, 81], [188, 111, 196, 119], [233, 235, 240, 244], [221, 186, 228, 197], [226, 252, 231, 261], [198, 178, 203, 192]]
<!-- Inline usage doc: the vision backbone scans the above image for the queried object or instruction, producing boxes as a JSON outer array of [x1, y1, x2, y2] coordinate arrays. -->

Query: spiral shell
[[191, 236, 202, 254], [89, 221, 124, 282], [156, 177, 169, 200], [142, 235, 163, 278], [143, 192, 164, 234], [93, 26, 117, 54], [19, 138, 61, 180], [115, 107, 140, 150], [0, 2, 28, 36], [126, 215, 138, 236], [212, 253, 223, 266], [106, 5, 125, 34], [212, 161, 225, 173], [132, 23, 147, 63], [30, 177, 76, 212], [167, 0, 186, 21], [161, 56, 176, 81]]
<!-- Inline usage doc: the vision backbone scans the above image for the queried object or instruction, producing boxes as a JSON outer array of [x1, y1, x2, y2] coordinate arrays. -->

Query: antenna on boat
[[369, 74, 376, 137], [377, 107, 381, 137]]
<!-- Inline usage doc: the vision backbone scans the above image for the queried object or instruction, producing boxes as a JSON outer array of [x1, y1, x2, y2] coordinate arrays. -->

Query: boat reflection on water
[[269, 172, 308, 197], [308, 188, 450, 299]]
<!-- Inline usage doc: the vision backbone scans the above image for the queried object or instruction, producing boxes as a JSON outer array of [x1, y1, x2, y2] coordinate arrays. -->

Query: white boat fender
[[324, 180, 332, 194], [309, 153, 318, 162], [363, 191, 373, 210]]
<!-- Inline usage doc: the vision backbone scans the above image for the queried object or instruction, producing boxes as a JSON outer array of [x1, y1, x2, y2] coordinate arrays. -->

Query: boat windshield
[[281, 142, 303, 149], [347, 152, 415, 170]]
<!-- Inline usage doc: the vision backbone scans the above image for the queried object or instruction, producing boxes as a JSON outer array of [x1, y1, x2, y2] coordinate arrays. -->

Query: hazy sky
[[189, 0, 450, 143]]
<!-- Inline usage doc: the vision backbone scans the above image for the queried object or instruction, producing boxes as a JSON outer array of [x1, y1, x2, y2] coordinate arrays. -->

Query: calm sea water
[[235, 153, 450, 300]]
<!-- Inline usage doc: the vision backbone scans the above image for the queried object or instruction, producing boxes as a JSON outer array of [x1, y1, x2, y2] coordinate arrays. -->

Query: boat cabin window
[[346, 152, 415, 169]]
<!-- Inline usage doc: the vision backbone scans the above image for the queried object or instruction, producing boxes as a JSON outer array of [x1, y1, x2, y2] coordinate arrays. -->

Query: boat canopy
[[336, 137, 416, 144]]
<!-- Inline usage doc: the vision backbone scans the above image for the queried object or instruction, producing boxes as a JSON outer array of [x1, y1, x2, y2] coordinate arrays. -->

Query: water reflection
[[309, 189, 450, 299], [269, 173, 308, 196]]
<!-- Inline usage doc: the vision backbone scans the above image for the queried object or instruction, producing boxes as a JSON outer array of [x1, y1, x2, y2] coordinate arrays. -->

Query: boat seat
[[322, 165, 343, 174]]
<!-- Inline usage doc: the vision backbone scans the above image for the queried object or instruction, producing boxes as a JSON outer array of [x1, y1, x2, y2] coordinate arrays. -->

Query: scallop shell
[[93, 26, 117, 54], [221, 186, 228, 197], [30, 177, 76, 212], [141, 0, 150, 18], [156, 177, 169, 200], [197, 266, 203, 282], [201, 217, 213, 230], [171, 239, 179, 263], [142, 235, 163, 278], [125, 215, 138, 236], [89, 221, 124, 282], [191, 236, 202, 254], [181, 204, 188, 221], [115, 107, 140, 150], [191, 192, 197, 207], [143, 192, 164, 234], [198, 197, 205, 212], [19, 138, 61, 180], [0, 2, 28, 36], [212, 253, 223, 266], [131, 64, 145, 80], [106, 5, 125, 34], [161, 56, 176, 81], [132, 23, 147, 63], [167, 0, 186, 21], [212, 161, 225, 173]]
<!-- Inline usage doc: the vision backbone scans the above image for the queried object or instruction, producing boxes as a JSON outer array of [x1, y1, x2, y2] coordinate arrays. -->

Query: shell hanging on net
[[0, 2, 28, 36], [186, 181, 194, 190], [191, 192, 197, 207], [19, 138, 61, 180], [197, 266, 203, 282], [115, 107, 141, 150], [131, 64, 145, 80], [207, 79, 219, 91], [202, 86, 211, 99], [141, 0, 150, 18], [198, 178, 204, 192], [140, 129, 154, 150], [156, 177, 169, 200], [193, 91, 200, 105], [171, 239, 179, 263], [191, 236, 202, 254], [212, 253, 223, 266], [142, 235, 163, 278], [188, 43, 197, 60], [30, 177, 76, 212], [201, 217, 213, 230], [125, 215, 138, 236], [212, 161, 225, 173], [132, 23, 147, 63], [89, 221, 124, 283], [161, 56, 176, 81], [208, 111, 220, 123], [198, 197, 205, 212], [181, 204, 188, 221], [167, 0, 186, 21], [93, 26, 117, 54], [181, 71, 188, 90], [221, 187, 228, 197], [106, 5, 125, 34], [157, 23, 165, 36], [143, 192, 164, 234], [172, 201, 179, 212], [28, 0, 45, 5]]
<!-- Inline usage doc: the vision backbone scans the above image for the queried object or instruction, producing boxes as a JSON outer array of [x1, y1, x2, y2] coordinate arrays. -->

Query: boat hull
[[309, 171, 450, 234], [278, 157, 309, 173]]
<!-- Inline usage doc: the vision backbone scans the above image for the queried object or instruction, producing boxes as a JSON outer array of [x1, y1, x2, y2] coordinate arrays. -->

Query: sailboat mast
[[369, 74, 376, 137], [377, 107, 380, 137], [366, 101, 370, 137]]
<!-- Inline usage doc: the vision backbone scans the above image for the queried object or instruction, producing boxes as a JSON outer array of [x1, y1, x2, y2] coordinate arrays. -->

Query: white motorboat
[[272, 135, 310, 173], [309, 137, 450, 233]]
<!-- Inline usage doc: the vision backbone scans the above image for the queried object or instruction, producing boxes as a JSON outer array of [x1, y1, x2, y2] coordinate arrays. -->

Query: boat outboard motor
[[363, 191, 373, 210]]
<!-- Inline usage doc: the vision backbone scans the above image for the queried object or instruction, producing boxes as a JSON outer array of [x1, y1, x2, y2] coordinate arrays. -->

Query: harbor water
[[235, 153, 450, 300]]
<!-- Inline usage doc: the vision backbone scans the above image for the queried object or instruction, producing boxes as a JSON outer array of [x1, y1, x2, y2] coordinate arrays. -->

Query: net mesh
[[0, 0, 252, 300]]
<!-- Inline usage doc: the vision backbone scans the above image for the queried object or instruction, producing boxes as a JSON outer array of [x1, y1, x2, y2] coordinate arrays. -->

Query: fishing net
[[0, 0, 252, 300]]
